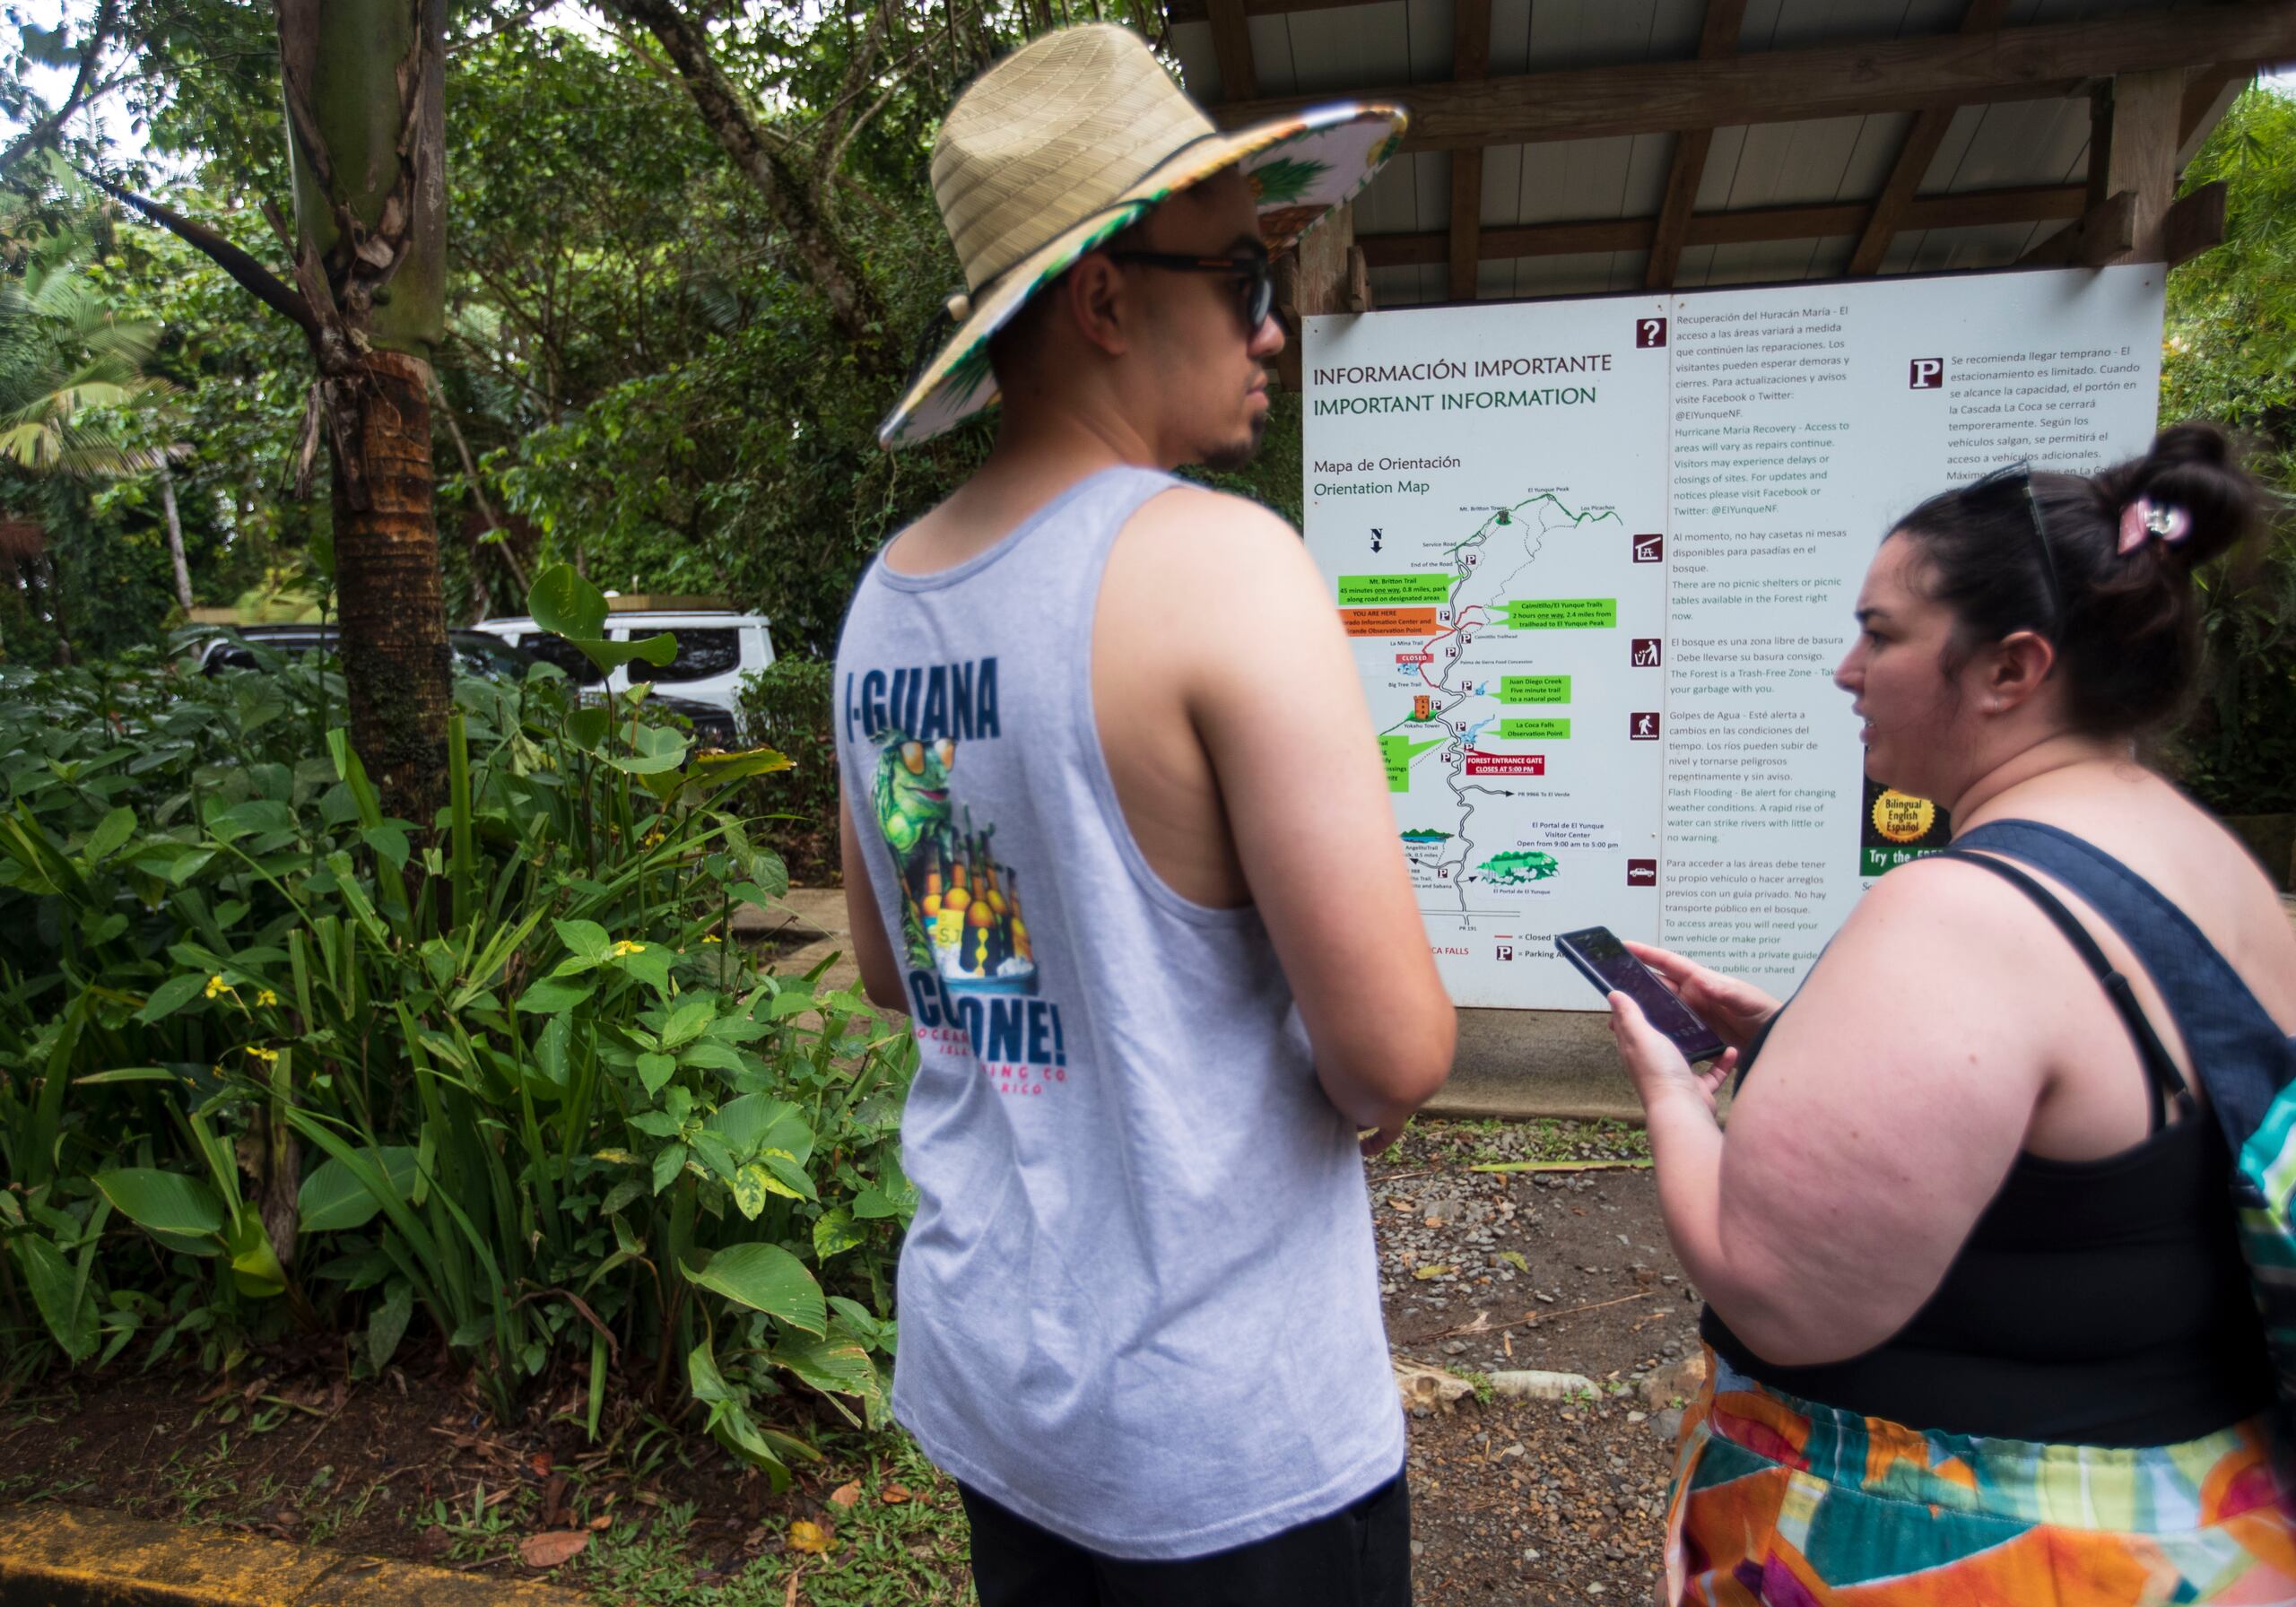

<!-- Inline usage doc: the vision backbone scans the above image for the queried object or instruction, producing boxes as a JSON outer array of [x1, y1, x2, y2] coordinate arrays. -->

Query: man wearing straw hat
[[837, 23, 1454, 1602]]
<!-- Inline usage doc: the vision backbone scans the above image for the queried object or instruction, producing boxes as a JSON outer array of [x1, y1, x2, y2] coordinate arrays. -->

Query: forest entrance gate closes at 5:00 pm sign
[[1302, 264, 2163, 1011]]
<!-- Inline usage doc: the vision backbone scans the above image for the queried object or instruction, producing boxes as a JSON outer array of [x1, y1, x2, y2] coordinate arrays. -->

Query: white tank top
[[832, 465, 1404, 1559]]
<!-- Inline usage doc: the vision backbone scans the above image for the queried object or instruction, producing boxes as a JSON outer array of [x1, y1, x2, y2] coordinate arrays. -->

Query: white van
[[472, 596, 774, 747]]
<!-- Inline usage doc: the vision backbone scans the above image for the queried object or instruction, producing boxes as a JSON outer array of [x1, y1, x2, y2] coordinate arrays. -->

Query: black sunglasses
[[1103, 248, 1275, 333], [1970, 459, 2066, 633]]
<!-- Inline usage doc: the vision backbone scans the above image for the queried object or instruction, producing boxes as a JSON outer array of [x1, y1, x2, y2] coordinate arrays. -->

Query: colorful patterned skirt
[[1665, 1350, 2296, 1603]]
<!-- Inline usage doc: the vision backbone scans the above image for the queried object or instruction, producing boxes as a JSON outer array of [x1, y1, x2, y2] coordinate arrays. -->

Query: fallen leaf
[[1412, 1264, 1454, 1281], [587, 1514, 613, 1532], [788, 1519, 835, 1555], [529, 1451, 554, 1477], [1498, 1250, 1529, 1273], [518, 1530, 589, 1568], [828, 1481, 862, 1508], [880, 1482, 912, 1505]]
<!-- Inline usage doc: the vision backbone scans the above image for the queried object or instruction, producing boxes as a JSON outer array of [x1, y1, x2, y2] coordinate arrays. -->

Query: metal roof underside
[[1167, 0, 2250, 306]]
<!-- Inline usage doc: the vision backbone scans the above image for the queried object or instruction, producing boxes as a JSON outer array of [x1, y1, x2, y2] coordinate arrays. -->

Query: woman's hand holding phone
[[1606, 993, 1735, 1115], [1622, 941, 1782, 1055]]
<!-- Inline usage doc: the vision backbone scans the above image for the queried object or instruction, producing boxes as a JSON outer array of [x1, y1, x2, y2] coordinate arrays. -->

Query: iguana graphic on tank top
[[867, 729, 1037, 995], [843, 653, 1067, 1096]]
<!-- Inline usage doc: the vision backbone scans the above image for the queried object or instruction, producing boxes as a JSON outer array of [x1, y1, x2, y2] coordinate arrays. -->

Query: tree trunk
[[282, 0, 453, 826], [157, 458, 193, 612], [331, 350, 452, 823]]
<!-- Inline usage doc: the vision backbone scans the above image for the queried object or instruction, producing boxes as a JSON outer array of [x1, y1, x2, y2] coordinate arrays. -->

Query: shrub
[[0, 568, 913, 1488], [735, 656, 838, 886]]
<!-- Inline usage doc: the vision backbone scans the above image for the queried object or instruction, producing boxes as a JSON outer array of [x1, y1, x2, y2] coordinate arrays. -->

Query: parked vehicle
[[470, 601, 772, 741], [194, 623, 740, 745]]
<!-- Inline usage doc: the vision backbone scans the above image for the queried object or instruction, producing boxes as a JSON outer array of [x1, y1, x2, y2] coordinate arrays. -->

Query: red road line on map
[[1415, 605, 1491, 690]]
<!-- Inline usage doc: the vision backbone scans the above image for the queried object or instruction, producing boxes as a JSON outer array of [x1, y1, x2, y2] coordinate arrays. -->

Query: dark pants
[[959, 1472, 1412, 1607]]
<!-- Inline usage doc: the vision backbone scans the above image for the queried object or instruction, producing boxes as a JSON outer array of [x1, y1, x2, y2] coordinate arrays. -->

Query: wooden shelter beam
[[2033, 66, 2182, 266], [1646, 0, 1747, 290], [1210, 6, 2296, 152], [1844, 0, 2013, 276], [1205, 0, 1257, 101], [1447, 0, 1492, 301], [1359, 182, 2084, 268]]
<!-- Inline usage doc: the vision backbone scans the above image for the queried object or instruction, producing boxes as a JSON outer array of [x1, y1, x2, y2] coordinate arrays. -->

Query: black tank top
[[1704, 823, 2280, 1447]]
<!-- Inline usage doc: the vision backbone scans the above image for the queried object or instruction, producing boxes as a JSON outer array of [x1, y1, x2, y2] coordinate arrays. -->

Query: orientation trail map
[[1303, 265, 2164, 1009]]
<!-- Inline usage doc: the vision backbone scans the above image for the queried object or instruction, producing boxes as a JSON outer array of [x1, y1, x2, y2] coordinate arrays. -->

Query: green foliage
[[2163, 86, 2296, 816], [736, 656, 838, 878], [0, 604, 915, 1481]]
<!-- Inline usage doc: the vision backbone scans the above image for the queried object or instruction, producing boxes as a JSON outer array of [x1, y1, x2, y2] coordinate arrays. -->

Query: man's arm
[[1126, 490, 1457, 1130], [839, 783, 909, 1013]]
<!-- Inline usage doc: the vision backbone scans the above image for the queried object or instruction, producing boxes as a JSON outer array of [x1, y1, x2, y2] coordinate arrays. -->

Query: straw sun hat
[[878, 23, 1405, 448]]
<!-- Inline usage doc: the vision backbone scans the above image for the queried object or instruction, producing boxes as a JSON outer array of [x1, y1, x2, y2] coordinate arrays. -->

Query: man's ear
[[1063, 253, 1131, 357], [1986, 628, 2058, 713]]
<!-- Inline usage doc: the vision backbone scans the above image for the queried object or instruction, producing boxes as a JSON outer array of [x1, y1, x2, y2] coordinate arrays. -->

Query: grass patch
[[1380, 1116, 1651, 1172], [568, 1434, 971, 1606]]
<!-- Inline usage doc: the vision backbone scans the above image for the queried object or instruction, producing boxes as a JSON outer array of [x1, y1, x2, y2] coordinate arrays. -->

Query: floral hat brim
[[878, 103, 1407, 450]]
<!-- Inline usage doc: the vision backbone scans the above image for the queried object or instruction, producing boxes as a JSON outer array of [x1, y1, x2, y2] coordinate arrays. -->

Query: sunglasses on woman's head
[[1970, 459, 2066, 633], [1104, 246, 1276, 333]]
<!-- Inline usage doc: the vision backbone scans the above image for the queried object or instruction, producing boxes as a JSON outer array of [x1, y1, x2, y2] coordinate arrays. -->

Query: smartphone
[[1555, 926, 1727, 1064]]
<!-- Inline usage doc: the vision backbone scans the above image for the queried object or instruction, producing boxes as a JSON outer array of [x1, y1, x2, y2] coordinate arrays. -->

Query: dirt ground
[[0, 1118, 1688, 1604], [1372, 1120, 1693, 1604]]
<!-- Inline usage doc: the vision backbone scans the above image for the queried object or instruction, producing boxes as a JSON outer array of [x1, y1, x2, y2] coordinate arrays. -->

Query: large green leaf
[[683, 1243, 825, 1335], [93, 1168, 225, 1238], [687, 1342, 796, 1487], [527, 563, 607, 641], [773, 1328, 883, 1424], [685, 746, 793, 785], [83, 804, 136, 863], [13, 1233, 96, 1363], [518, 974, 596, 1014], [368, 1278, 414, 1371], [813, 1205, 865, 1262], [601, 723, 690, 776], [709, 1095, 813, 1167], [134, 972, 211, 1024], [224, 1212, 288, 1299], [298, 1146, 420, 1234], [524, 565, 678, 674]]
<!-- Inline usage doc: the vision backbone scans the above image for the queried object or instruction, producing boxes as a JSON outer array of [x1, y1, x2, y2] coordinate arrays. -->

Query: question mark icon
[[1637, 317, 1668, 349]]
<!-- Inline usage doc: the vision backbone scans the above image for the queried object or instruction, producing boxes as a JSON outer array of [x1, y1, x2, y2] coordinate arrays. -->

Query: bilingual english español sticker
[[1870, 789, 1936, 845]]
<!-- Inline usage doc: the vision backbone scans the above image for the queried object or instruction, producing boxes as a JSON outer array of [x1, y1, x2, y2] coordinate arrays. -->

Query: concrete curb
[[0, 1506, 587, 1606]]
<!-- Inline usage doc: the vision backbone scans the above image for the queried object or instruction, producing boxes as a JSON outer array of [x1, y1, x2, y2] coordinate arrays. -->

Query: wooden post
[[1274, 202, 1360, 391], [2101, 68, 2182, 263], [1447, 0, 1492, 302], [1297, 201, 1357, 314]]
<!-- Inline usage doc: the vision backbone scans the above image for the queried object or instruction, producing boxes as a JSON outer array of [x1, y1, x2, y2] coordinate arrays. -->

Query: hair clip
[[2118, 497, 2191, 555]]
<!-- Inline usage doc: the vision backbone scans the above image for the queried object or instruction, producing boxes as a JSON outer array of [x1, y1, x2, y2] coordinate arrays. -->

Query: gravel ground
[[1372, 1120, 1703, 1604]]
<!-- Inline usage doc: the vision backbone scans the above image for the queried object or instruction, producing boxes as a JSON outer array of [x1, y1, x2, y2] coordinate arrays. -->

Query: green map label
[[1341, 574, 1451, 606], [1378, 734, 1445, 791], [1499, 675, 1571, 703], [1506, 598, 1617, 629], [1498, 718, 1571, 739]]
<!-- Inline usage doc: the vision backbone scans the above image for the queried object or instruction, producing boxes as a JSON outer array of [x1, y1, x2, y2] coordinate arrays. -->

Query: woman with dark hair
[[1607, 424, 2296, 1604]]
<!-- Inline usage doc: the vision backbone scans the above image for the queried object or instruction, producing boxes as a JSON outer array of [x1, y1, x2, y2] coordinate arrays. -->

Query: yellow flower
[[245, 1047, 279, 1064], [642, 830, 665, 848], [610, 940, 647, 958], [255, 988, 279, 1008], [204, 974, 235, 1000], [701, 934, 721, 944]]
